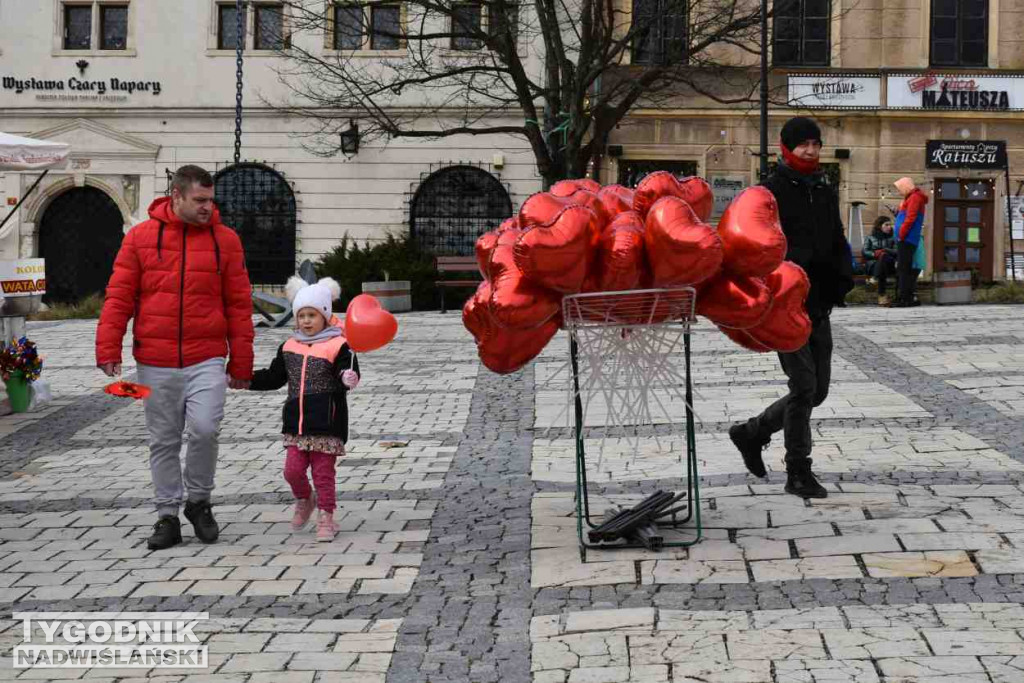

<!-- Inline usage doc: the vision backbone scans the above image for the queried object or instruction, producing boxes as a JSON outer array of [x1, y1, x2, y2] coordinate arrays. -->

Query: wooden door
[[932, 179, 995, 281]]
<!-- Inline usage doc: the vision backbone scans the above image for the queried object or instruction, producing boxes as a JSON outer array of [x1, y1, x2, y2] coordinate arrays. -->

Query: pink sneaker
[[316, 510, 337, 542], [291, 494, 317, 530]]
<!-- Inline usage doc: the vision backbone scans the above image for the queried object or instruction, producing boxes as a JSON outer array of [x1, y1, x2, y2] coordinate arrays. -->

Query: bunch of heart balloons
[[463, 172, 813, 374]]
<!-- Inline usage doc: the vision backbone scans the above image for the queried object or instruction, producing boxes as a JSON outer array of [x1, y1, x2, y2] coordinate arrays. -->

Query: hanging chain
[[233, 0, 245, 165]]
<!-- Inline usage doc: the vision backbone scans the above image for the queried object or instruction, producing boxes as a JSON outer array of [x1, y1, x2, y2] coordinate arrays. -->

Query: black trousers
[[897, 241, 917, 304], [871, 254, 896, 295], [750, 316, 833, 467]]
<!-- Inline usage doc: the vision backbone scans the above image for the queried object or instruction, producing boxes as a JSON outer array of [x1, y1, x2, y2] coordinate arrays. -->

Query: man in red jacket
[[96, 165, 255, 550]]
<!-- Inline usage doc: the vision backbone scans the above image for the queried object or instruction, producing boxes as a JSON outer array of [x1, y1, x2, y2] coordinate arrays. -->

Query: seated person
[[862, 216, 898, 306]]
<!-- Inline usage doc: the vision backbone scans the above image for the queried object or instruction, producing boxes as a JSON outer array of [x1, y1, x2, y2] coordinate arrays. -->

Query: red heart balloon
[[345, 294, 398, 352], [594, 211, 645, 292], [718, 325, 773, 352], [722, 261, 811, 352], [550, 178, 601, 197], [519, 192, 572, 228], [477, 316, 561, 374], [597, 184, 635, 217], [717, 186, 787, 278], [463, 281, 497, 344], [487, 230, 562, 329], [632, 172, 714, 221], [475, 217, 518, 277], [514, 205, 597, 293], [643, 197, 723, 287], [696, 272, 773, 330]]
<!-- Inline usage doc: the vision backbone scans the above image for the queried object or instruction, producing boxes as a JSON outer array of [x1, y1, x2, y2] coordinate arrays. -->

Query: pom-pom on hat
[[286, 276, 342, 321]]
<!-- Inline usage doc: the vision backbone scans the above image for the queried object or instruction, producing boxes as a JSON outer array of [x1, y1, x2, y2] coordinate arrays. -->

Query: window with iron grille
[[410, 166, 512, 256], [631, 0, 687, 66], [452, 4, 483, 50], [254, 3, 285, 49], [214, 164, 297, 285], [772, 0, 830, 66], [931, 0, 987, 66]]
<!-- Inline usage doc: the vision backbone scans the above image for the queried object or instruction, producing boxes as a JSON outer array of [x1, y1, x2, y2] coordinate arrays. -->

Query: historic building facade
[[0, 0, 540, 299], [607, 0, 1024, 280]]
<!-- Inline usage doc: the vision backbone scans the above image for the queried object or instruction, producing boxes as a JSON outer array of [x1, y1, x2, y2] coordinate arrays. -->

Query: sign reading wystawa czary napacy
[[1, 72, 162, 104], [926, 140, 1008, 170]]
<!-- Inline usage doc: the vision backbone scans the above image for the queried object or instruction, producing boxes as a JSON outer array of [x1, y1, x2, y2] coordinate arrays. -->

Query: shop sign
[[787, 75, 881, 109], [888, 74, 1024, 111], [926, 140, 1007, 170], [709, 175, 747, 219], [1, 70, 162, 104], [0, 259, 45, 298]]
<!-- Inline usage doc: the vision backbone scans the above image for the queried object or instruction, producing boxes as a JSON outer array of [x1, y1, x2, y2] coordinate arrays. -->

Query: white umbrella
[[0, 132, 71, 232]]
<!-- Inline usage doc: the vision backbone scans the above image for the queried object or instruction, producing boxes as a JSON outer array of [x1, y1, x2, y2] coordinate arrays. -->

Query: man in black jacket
[[728, 116, 854, 498]]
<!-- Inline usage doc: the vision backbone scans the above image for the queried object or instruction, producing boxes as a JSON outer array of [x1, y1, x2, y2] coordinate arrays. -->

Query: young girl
[[250, 276, 360, 541]]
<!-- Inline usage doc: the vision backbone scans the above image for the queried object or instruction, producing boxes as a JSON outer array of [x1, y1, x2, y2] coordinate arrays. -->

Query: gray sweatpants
[[137, 358, 227, 518]]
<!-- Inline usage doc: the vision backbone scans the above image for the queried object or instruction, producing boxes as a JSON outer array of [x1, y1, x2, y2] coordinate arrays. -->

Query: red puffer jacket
[[95, 197, 255, 380]]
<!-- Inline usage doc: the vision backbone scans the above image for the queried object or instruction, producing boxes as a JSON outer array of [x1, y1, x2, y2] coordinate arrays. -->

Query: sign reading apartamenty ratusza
[[926, 140, 1008, 170]]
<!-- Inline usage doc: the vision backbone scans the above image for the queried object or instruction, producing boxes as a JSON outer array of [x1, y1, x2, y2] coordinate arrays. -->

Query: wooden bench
[[435, 256, 481, 313]]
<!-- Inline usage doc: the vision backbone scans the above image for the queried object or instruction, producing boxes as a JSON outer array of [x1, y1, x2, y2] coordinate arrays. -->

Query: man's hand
[[874, 249, 885, 260], [227, 376, 250, 390], [99, 362, 121, 378]]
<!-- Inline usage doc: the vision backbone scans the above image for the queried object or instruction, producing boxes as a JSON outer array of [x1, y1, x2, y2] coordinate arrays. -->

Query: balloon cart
[[561, 287, 702, 562]]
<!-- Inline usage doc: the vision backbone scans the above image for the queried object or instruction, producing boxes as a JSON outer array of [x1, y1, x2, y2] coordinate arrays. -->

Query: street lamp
[[340, 120, 360, 156], [759, 0, 769, 181]]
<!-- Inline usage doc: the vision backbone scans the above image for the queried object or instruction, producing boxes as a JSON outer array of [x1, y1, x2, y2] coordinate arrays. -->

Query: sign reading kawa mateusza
[[926, 140, 1008, 170], [888, 74, 1024, 111]]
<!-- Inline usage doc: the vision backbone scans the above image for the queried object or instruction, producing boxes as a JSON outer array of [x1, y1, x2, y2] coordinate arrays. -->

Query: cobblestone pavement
[[1, 305, 1024, 681]]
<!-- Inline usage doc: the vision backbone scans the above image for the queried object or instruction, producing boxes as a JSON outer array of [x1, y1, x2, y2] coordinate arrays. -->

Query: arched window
[[410, 165, 512, 256], [40, 187, 124, 303], [214, 163, 297, 285]]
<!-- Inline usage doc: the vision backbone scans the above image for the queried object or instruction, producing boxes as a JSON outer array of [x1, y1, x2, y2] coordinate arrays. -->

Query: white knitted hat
[[286, 276, 341, 322]]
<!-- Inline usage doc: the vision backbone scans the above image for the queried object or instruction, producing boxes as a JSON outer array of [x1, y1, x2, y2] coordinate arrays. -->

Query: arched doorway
[[410, 165, 512, 256], [214, 163, 297, 285], [39, 186, 124, 304]]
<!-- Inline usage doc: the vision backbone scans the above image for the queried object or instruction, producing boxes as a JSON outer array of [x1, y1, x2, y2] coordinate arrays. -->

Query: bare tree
[[272, 0, 767, 185]]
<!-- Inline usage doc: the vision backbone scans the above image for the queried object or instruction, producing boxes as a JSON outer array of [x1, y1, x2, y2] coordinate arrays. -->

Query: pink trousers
[[284, 446, 337, 512]]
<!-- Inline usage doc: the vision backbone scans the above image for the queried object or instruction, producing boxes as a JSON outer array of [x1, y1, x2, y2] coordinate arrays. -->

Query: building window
[[452, 4, 483, 50], [218, 4, 246, 49], [370, 5, 402, 50], [410, 165, 513, 256], [773, 0, 830, 66], [631, 0, 687, 65], [931, 0, 988, 66], [63, 4, 93, 49], [254, 4, 285, 49], [100, 5, 129, 50], [333, 4, 364, 49], [332, 3, 403, 51], [488, 2, 517, 42]]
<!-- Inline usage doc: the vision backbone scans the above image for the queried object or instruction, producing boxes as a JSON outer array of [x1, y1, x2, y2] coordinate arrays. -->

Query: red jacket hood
[[906, 188, 929, 206], [147, 196, 223, 227]]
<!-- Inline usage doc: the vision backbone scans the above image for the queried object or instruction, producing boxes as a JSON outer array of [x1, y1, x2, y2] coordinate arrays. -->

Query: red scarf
[[780, 142, 820, 175]]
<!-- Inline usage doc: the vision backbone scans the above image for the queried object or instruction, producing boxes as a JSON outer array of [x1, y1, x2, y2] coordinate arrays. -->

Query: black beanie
[[780, 116, 822, 150]]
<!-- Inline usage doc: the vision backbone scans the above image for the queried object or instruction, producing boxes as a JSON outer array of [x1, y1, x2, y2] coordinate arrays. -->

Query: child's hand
[[341, 369, 359, 390]]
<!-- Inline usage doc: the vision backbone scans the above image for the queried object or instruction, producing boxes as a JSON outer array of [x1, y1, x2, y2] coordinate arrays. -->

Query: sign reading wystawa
[[1, 70, 162, 104], [787, 75, 882, 109], [925, 140, 1008, 170], [888, 74, 1024, 111]]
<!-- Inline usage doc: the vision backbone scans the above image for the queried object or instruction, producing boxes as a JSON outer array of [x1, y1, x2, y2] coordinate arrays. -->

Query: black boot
[[785, 459, 828, 499], [184, 500, 220, 544], [147, 516, 183, 551], [729, 423, 769, 478]]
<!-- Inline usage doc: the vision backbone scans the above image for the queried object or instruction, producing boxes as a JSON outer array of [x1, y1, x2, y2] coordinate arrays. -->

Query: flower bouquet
[[0, 337, 43, 413]]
